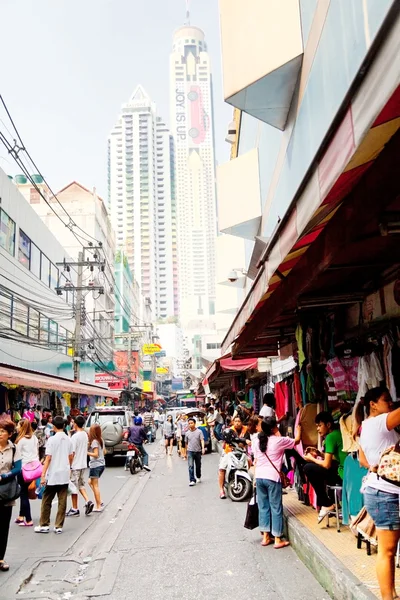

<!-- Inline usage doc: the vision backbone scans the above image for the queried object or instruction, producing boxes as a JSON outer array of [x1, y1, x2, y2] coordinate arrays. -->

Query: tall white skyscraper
[[108, 86, 176, 320], [170, 26, 217, 329]]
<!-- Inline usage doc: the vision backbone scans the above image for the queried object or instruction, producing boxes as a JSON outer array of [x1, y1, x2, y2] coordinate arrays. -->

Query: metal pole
[[74, 250, 84, 383], [127, 327, 132, 391]]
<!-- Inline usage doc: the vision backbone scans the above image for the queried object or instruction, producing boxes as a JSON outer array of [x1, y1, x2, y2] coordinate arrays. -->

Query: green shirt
[[324, 429, 346, 479]]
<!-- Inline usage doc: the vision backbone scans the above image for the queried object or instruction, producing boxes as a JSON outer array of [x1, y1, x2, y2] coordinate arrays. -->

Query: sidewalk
[[216, 440, 384, 600]]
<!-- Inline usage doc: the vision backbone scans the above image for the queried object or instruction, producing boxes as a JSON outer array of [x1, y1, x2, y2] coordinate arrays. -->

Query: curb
[[284, 508, 377, 600]]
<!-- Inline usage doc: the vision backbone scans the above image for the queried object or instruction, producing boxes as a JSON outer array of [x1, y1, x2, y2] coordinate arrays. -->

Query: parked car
[[85, 406, 133, 459]]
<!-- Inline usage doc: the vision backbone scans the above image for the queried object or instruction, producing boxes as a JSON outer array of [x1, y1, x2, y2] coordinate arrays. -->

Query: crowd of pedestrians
[[0, 411, 107, 572]]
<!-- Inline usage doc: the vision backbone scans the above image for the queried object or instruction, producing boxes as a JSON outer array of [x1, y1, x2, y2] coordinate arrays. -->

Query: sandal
[[274, 541, 290, 549], [261, 538, 273, 546], [220, 493, 227, 499], [0, 561, 9, 571], [18, 521, 33, 527], [14, 518, 24, 524]]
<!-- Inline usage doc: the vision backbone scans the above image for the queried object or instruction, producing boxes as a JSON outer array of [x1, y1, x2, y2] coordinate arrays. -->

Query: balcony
[[217, 148, 261, 239], [219, 0, 303, 130]]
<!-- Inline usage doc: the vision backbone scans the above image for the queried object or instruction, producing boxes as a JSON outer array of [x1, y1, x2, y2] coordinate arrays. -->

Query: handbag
[[22, 460, 43, 482], [0, 446, 21, 503], [377, 442, 400, 487], [244, 490, 259, 530], [265, 452, 291, 489], [27, 480, 37, 500]]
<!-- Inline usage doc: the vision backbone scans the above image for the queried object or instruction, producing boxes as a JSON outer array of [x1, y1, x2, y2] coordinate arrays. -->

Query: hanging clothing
[[293, 372, 302, 409], [296, 325, 306, 368], [326, 356, 359, 393], [342, 454, 368, 525], [326, 375, 338, 404], [355, 352, 384, 404], [299, 404, 318, 448], [274, 382, 289, 419], [383, 335, 397, 401]]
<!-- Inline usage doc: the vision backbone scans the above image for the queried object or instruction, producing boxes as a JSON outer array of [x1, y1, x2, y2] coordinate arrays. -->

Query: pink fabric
[[23, 410, 35, 422], [326, 356, 359, 392]]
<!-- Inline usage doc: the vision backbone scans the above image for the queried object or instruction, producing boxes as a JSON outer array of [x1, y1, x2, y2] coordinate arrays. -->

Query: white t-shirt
[[71, 430, 89, 470], [252, 435, 295, 482], [17, 436, 39, 466], [45, 431, 73, 485], [359, 413, 400, 494], [259, 405, 276, 418]]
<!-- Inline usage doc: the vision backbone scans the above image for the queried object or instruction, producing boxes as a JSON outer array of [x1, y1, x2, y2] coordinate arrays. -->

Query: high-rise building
[[108, 86, 176, 320], [170, 26, 217, 328]]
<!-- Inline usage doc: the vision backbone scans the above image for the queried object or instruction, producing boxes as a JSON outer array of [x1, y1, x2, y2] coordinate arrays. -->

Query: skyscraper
[[108, 86, 176, 320], [170, 26, 217, 329]]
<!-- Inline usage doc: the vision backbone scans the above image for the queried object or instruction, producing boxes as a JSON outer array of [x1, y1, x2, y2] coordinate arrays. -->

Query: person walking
[[66, 415, 94, 517], [35, 418, 47, 461], [87, 424, 105, 512], [185, 417, 205, 486], [35, 416, 73, 535], [15, 418, 39, 527], [252, 416, 301, 548], [177, 414, 189, 459], [126, 416, 151, 471], [163, 415, 175, 456], [0, 417, 22, 572], [356, 387, 400, 600]]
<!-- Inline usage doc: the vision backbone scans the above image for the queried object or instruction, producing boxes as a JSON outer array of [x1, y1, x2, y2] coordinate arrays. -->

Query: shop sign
[[143, 380, 154, 392], [143, 343, 162, 355], [156, 367, 169, 374]]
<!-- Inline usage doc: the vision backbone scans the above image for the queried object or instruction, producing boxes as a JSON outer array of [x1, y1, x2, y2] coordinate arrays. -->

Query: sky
[[0, 0, 232, 199]]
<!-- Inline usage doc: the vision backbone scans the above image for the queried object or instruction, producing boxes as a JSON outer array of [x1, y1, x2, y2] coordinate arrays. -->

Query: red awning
[[220, 357, 258, 372], [0, 366, 120, 399]]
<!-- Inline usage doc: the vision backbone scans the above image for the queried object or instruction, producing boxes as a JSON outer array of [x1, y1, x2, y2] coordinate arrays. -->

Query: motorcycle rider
[[218, 415, 249, 499], [126, 416, 151, 472]]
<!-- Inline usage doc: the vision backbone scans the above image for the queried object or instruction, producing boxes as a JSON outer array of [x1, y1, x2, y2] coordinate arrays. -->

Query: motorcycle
[[126, 443, 143, 474], [222, 430, 253, 502]]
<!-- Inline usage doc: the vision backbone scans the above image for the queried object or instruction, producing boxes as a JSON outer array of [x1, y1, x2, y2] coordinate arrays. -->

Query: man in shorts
[[66, 415, 94, 517]]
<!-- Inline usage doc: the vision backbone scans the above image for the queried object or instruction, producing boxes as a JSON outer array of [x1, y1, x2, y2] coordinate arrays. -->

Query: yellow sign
[[156, 367, 169, 374], [143, 343, 162, 355], [143, 380, 154, 392]]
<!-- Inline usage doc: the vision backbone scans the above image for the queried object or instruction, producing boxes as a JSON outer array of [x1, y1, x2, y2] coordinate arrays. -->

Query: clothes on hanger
[[355, 352, 384, 404], [383, 335, 397, 401], [342, 454, 368, 525], [296, 324, 306, 368], [339, 412, 360, 453]]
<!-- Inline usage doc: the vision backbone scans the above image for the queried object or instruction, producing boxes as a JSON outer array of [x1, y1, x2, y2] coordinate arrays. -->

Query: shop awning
[[0, 366, 120, 399], [222, 28, 400, 359], [220, 357, 258, 372], [202, 354, 260, 392]]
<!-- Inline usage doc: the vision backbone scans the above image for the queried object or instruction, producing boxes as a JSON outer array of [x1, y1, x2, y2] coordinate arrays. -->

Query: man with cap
[[126, 416, 151, 471]]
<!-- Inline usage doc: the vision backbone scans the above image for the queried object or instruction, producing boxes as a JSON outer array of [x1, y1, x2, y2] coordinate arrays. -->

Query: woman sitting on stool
[[303, 411, 346, 523]]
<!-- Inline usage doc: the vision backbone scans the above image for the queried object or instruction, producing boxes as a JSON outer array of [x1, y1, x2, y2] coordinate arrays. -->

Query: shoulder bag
[[244, 489, 259, 530], [22, 459, 43, 482], [377, 441, 400, 487], [0, 446, 21, 503], [265, 452, 291, 489]]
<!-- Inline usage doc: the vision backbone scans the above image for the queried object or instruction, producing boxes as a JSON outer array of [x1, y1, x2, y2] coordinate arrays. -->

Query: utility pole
[[74, 251, 84, 383], [127, 328, 132, 391]]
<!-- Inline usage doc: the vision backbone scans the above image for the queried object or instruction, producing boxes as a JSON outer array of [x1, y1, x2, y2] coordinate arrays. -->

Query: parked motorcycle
[[126, 443, 143, 474], [222, 430, 253, 502]]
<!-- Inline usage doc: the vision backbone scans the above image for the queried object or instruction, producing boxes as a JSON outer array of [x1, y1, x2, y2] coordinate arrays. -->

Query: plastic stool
[[326, 485, 342, 532]]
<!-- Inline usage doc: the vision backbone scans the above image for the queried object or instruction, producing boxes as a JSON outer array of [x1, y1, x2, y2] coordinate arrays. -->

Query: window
[[28, 308, 40, 340], [12, 299, 28, 336], [206, 342, 221, 350], [49, 320, 58, 345], [30, 244, 41, 279], [41, 255, 50, 286], [0, 291, 11, 330], [0, 209, 15, 256], [39, 315, 49, 343], [18, 230, 31, 268], [50, 263, 59, 290]]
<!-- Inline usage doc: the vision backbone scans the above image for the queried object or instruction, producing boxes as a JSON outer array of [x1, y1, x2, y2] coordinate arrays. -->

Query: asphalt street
[[1, 437, 328, 600]]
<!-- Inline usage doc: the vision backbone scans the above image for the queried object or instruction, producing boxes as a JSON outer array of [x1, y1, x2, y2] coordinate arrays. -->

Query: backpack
[[35, 427, 46, 448], [377, 442, 400, 487]]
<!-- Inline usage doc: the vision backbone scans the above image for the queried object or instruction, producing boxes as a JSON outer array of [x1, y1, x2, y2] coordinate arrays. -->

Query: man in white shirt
[[66, 415, 94, 517], [35, 416, 73, 534]]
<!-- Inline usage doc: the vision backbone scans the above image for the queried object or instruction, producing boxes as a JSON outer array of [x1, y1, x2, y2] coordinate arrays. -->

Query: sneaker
[[54, 527, 63, 534], [197, 477, 201, 483], [84, 501, 94, 516], [34, 526, 50, 534], [124, 464, 128, 471], [143, 465, 151, 472], [189, 481, 196, 487], [66, 508, 80, 517]]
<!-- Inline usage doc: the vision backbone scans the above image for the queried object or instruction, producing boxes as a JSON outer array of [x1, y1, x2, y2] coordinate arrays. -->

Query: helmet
[[134, 416, 143, 425], [222, 428, 237, 445]]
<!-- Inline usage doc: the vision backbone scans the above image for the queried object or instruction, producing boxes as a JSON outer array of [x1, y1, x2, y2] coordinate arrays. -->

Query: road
[[1, 438, 328, 600]]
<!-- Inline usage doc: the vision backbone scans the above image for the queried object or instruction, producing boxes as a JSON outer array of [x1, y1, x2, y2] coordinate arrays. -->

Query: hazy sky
[[0, 0, 232, 199]]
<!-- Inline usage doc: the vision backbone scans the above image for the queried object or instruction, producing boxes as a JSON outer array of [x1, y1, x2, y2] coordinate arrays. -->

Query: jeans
[[18, 474, 32, 522], [188, 451, 202, 482], [40, 484, 68, 529], [214, 423, 223, 441], [256, 478, 284, 537], [137, 444, 148, 466], [0, 505, 12, 561], [364, 487, 400, 530], [303, 462, 341, 507]]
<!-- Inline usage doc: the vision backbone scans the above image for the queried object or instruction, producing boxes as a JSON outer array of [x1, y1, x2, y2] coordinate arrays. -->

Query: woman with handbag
[[0, 417, 22, 572], [356, 387, 400, 600], [15, 419, 40, 527], [252, 416, 301, 549]]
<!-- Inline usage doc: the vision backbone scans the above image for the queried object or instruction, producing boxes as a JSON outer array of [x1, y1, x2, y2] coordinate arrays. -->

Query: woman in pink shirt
[[253, 417, 301, 548]]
